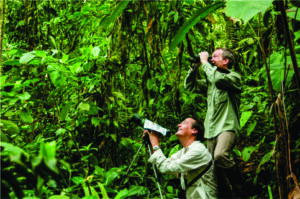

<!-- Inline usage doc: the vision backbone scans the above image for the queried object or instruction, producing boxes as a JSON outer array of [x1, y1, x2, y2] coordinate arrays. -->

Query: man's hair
[[191, 119, 204, 142], [216, 47, 235, 69]]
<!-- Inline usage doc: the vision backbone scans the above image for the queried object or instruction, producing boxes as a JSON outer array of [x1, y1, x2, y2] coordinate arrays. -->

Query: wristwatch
[[153, 145, 160, 151]]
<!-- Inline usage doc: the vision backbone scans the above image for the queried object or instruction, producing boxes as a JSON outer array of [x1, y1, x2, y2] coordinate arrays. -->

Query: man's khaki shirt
[[184, 62, 242, 139], [149, 141, 217, 199]]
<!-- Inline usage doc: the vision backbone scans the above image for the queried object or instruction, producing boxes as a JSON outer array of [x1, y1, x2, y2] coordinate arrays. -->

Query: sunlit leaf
[[17, 92, 31, 100], [20, 52, 35, 64], [78, 102, 90, 111], [104, 167, 121, 186], [247, 121, 257, 136], [47, 64, 67, 87], [92, 46, 100, 58], [92, 117, 101, 127], [240, 111, 252, 129], [169, 144, 180, 157], [97, 182, 109, 199], [0, 120, 20, 135], [225, 0, 273, 24], [19, 108, 33, 123], [242, 146, 256, 162], [40, 141, 58, 173]]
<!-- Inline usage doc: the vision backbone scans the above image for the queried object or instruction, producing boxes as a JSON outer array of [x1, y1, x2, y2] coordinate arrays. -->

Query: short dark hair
[[191, 119, 204, 142], [216, 47, 234, 69]]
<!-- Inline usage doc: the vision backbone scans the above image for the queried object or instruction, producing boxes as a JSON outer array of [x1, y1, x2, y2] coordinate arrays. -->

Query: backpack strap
[[186, 161, 213, 189]]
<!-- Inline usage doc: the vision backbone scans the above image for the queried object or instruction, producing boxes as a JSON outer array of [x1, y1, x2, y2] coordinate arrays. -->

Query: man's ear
[[192, 129, 198, 135], [223, 58, 229, 65]]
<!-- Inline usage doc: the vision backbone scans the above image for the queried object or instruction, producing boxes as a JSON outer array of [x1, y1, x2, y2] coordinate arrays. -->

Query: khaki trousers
[[207, 131, 236, 168]]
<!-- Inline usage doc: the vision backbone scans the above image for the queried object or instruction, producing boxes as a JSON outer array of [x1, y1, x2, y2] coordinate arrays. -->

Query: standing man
[[185, 48, 247, 198], [144, 117, 217, 199]]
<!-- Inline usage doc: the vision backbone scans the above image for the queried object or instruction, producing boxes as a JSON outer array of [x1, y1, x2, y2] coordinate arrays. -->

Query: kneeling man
[[144, 118, 217, 199]]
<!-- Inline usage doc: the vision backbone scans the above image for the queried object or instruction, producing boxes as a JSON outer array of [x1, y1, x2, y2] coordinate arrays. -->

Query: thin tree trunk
[[0, 0, 5, 55], [278, 0, 300, 97]]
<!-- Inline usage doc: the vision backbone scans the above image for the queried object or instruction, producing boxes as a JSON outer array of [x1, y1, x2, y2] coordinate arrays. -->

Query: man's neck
[[179, 138, 196, 148]]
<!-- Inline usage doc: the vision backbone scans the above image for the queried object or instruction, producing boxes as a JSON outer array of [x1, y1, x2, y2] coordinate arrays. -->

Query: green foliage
[[169, 2, 225, 51], [2, 0, 300, 198], [225, 0, 273, 24], [101, 1, 131, 27]]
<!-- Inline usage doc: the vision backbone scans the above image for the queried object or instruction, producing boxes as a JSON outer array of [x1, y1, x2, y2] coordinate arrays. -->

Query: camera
[[130, 114, 169, 136]]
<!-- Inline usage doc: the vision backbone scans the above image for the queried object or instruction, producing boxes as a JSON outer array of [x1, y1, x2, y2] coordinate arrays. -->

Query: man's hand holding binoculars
[[143, 130, 161, 152]]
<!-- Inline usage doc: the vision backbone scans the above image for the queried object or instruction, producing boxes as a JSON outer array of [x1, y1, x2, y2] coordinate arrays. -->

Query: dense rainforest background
[[1, 0, 300, 198]]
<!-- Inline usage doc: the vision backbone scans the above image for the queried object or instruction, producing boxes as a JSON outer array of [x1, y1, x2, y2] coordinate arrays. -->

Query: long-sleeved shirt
[[148, 141, 217, 199], [184, 62, 242, 139]]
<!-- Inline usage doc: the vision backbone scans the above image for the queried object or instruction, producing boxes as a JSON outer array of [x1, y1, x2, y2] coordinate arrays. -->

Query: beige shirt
[[149, 141, 217, 199]]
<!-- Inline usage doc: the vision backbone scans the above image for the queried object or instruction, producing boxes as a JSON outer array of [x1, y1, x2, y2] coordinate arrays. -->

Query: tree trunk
[[0, 0, 5, 54]]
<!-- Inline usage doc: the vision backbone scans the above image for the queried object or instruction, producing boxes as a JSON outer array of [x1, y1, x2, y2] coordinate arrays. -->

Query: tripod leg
[[126, 143, 144, 174], [146, 144, 166, 199]]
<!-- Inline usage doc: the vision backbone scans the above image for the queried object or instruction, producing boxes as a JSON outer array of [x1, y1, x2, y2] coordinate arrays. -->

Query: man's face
[[211, 49, 228, 69], [175, 118, 195, 138]]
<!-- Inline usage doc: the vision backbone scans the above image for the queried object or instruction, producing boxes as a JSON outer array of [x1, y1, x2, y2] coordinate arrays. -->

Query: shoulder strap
[[186, 161, 213, 189]]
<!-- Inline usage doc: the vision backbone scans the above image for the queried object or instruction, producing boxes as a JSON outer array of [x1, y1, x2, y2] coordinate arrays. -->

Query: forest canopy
[[1, 0, 300, 198]]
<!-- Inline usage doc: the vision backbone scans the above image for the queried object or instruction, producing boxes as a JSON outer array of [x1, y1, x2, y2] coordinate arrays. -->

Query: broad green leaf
[[260, 52, 295, 92], [169, 2, 225, 51], [72, 176, 85, 185], [0, 142, 28, 164], [104, 167, 121, 186], [0, 119, 20, 135], [82, 183, 100, 199], [35, 50, 47, 58], [92, 117, 101, 127], [247, 121, 257, 136], [260, 151, 274, 165], [20, 52, 35, 64], [55, 128, 66, 136], [60, 103, 72, 121], [82, 183, 90, 196], [40, 141, 58, 173], [115, 188, 129, 199], [97, 182, 109, 199], [88, 104, 98, 115], [19, 109, 33, 123], [1, 133, 10, 142], [242, 146, 256, 162], [287, 8, 300, 21], [78, 102, 90, 111], [102, 1, 130, 27], [62, 53, 69, 63], [37, 175, 45, 197], [17, 92, 31, 100], [240, 111, 253, 129], [47, 64, 67, 87], [225, 0, 273, 24], [92, 46, 100, 58], [110, 134, 117, 142], [169, 144, 180, 157], [126, 186, 148, 198], [268, 185, 273, 199], [146, 79, 153, 90], [2, 59, 21, 66]]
